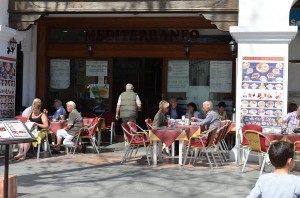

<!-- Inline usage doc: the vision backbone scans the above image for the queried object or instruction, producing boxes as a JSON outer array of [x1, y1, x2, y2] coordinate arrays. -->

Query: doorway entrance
[[113, 58, 163, 127]]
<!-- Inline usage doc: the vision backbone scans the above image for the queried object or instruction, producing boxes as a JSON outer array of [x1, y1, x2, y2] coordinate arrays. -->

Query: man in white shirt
[[22, 98, 43, 117]]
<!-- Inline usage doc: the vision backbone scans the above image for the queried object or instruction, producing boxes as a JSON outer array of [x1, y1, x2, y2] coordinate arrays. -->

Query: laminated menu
[[0, 120, 34, 141], [240, 58, 284, 128]]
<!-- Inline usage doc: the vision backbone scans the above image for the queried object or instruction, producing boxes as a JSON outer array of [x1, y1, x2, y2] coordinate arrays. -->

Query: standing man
[[53, 101, 83, 153], [192, 101, 220, 130], [167, 98, 183, 119], [115, 83, 142, 123]]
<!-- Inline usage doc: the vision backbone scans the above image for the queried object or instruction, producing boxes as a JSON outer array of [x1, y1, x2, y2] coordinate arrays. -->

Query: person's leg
[[22, 143, 31, 158], [63, 134, 75, 147], [56, 129, 68, 150], [15, 143, 25, 158]]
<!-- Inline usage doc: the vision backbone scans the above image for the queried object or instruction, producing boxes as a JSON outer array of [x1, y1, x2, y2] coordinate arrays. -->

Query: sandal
[[14, 155, 24, 160]]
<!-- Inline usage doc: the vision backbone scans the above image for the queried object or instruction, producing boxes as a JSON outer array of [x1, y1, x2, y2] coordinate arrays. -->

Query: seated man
[[53, 101, 83, 153], [278, 106, 300, 132], [192, 101, 220, 130], [22, 98, 45, 117], [48, 99, 67, 120], [247, 141, 300, 198], [167, 98, 183, 119]]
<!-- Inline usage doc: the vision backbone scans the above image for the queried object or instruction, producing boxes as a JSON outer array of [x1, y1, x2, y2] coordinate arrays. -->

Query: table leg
[[171, 142, 175, 157], [153, 140, 157, 165], [97, 129, 101, 147], [179, 141, 183, 165], [158, 141, 162, 161]]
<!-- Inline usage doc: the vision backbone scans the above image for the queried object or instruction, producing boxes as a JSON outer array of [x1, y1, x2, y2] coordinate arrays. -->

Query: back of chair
[[145, 118, 153, 130], [244, 130, 264, 153], [241, 124, 263, 145], [100, 112, 115, 127], [214, 124, 228, 145], [220, 121, 231, 140], [127, 121, 138, 133], [121, 123, 132, 143], [204, 127, 218, 147], [87, 117, 102, 136], [81, 113, 97, 118]]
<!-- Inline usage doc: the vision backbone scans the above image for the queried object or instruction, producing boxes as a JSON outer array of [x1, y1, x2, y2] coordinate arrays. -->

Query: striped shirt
[[282, 111, 300, 130]]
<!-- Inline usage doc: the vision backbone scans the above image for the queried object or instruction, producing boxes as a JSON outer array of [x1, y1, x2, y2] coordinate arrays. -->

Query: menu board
[[210, 61, 232, 93], [0, 59, 16, 118], [50, 59, 70, 89], [240, 57, 284, 128], [86, 61, 108, 76], [167, 60, 189, 92], [0, 120, 34, 141]]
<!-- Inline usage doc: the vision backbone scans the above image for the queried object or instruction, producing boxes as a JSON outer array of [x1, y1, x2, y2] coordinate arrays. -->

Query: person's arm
[[198, 113, 213, 126], [115, 96, 121, 120], [34, 113, 49, 129], [247, 177, 262, 198], [136, 95, 142, 111]]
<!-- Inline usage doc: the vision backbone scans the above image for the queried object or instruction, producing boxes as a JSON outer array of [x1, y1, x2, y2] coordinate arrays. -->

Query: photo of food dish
[[258, 101, 265, 108], [250, 100, 257, 107], [242, 83, 249, 89], [275, 84, 283, 90], [275, 77, 283, 82], [251, 73, 260, 79], [246, 68, 254, 74], [266, 110, 274, 115], [276, 63, 283, 69], [249, 109, 257, 115], [275, 110, 282, 117], [256, 63, 270, 73], [266, 101, 274, 108], [267, 73, 275, 78], [250, 83, 258, 89], [275, 101, 283, 108], [260, 76, 267, 82], [241, 109, 248, 115], [258, 109, 265, 115], [241, 100, 248, 107], [272, 68, 280, 75], [266, 84, 274, 90], [243, 62, 250, 69], [5, 63, 11, 72], [243, 76, 250, 81]]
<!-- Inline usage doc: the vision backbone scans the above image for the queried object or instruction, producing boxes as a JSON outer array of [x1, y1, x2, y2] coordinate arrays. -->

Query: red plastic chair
[[100, 112, 116, 145], [127, 121, 148, 134], [145, 118, 154, 130], [81, 113, 97, 118], [121, 123, 151, 165], [72, 117, 102, 154]]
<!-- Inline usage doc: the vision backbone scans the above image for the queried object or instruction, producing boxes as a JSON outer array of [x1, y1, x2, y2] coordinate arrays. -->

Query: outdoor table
[[149, 127, 189, 165], [49, 120, 68, 135]]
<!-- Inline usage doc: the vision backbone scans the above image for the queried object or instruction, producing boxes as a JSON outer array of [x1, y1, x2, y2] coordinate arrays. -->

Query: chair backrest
[[204, 127, 218, 147], [14, 115, 27, 123], [220, 121, 232, 140], [100, 112, 115, 127], [244, 130, 264, 153], [145, 118, 153, 130], [87, 117, 102, 136], [121, 123, 133, 143], [241, 124, 263, 145], [214, 124, 228, 144], [81, 112, 97, 118], [127, 121, 138, 133]]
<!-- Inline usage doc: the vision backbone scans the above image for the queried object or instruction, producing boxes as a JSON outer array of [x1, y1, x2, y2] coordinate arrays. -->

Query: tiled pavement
[[0, 143, 299, 198]]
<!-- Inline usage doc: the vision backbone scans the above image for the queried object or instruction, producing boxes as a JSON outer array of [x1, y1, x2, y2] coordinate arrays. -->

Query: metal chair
[[242, 130, 271, 175], [121, 123, 151, 166], [35, 129, 52, 160], [145, 118, 154, 130], [127, 121, 149, 134], [184, 127, 219, 169], [72, 117, 103, 154], [100, 112, 117, 145]]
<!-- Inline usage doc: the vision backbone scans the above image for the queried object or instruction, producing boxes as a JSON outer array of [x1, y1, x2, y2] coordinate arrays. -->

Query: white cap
[[125, 83, 134, 90]]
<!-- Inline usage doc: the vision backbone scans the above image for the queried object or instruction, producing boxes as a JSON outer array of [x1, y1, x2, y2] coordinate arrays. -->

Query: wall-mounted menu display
[[240, 57, 284, 128], [0, 59, 16, 118]]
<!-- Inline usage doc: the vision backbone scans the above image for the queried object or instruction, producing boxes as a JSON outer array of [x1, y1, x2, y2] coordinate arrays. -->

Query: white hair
[[125, 83, 134, 90], [66, 101, 76, 109], [203, 101, 213, 110]]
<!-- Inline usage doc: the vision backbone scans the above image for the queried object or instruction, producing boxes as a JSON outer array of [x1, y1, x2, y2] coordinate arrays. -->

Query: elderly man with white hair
[[53, 101, 83, 153], [192, 101, 220, 130], [115, 83, 142, 123]]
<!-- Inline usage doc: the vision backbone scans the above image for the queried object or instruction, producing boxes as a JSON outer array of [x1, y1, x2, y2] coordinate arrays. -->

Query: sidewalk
[[0, 143, 296, 198]]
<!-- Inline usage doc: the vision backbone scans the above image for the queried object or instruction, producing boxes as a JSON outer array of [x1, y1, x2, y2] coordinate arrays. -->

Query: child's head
[[269, 141, 294, 169]]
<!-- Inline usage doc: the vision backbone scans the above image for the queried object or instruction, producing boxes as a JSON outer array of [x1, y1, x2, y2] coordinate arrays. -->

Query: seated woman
[[14, 101, 49, 161], [153, 100, 169, 128], [216, 101, 228, 121], [186, 102, 200, 119]]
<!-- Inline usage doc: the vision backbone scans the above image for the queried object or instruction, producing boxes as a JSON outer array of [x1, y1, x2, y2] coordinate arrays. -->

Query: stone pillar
[[229, 0, 298, 164]]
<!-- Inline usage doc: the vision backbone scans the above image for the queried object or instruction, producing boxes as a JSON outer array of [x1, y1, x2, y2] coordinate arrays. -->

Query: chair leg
[[183, 145, 190, 165], [46, 138, 52, 157], [242, 148, 251, 173], [72, 136, 80, 154], [90, 137, 100, 154], [143, 142, 151, 166], [110, 130, 113, 145], [260, 153, 268, 176], [210, 148, 218, 167], [204, 149, 214, 170], [121, 145, 132, 164], [37, 143, 41, 160]]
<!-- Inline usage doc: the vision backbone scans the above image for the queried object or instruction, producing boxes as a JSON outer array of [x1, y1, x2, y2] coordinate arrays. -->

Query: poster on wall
[[50, 59, 70, 89], [167, 60, 189, 92], [86, 61, 108, 76], [90, 84, 109, 99], [0, 59, 16, 118], [240, 57, 284, 131], [209, 61, 232, 93]]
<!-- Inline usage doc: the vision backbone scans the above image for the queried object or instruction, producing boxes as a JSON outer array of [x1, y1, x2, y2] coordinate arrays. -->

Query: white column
[[229, 0, 298, 163]]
